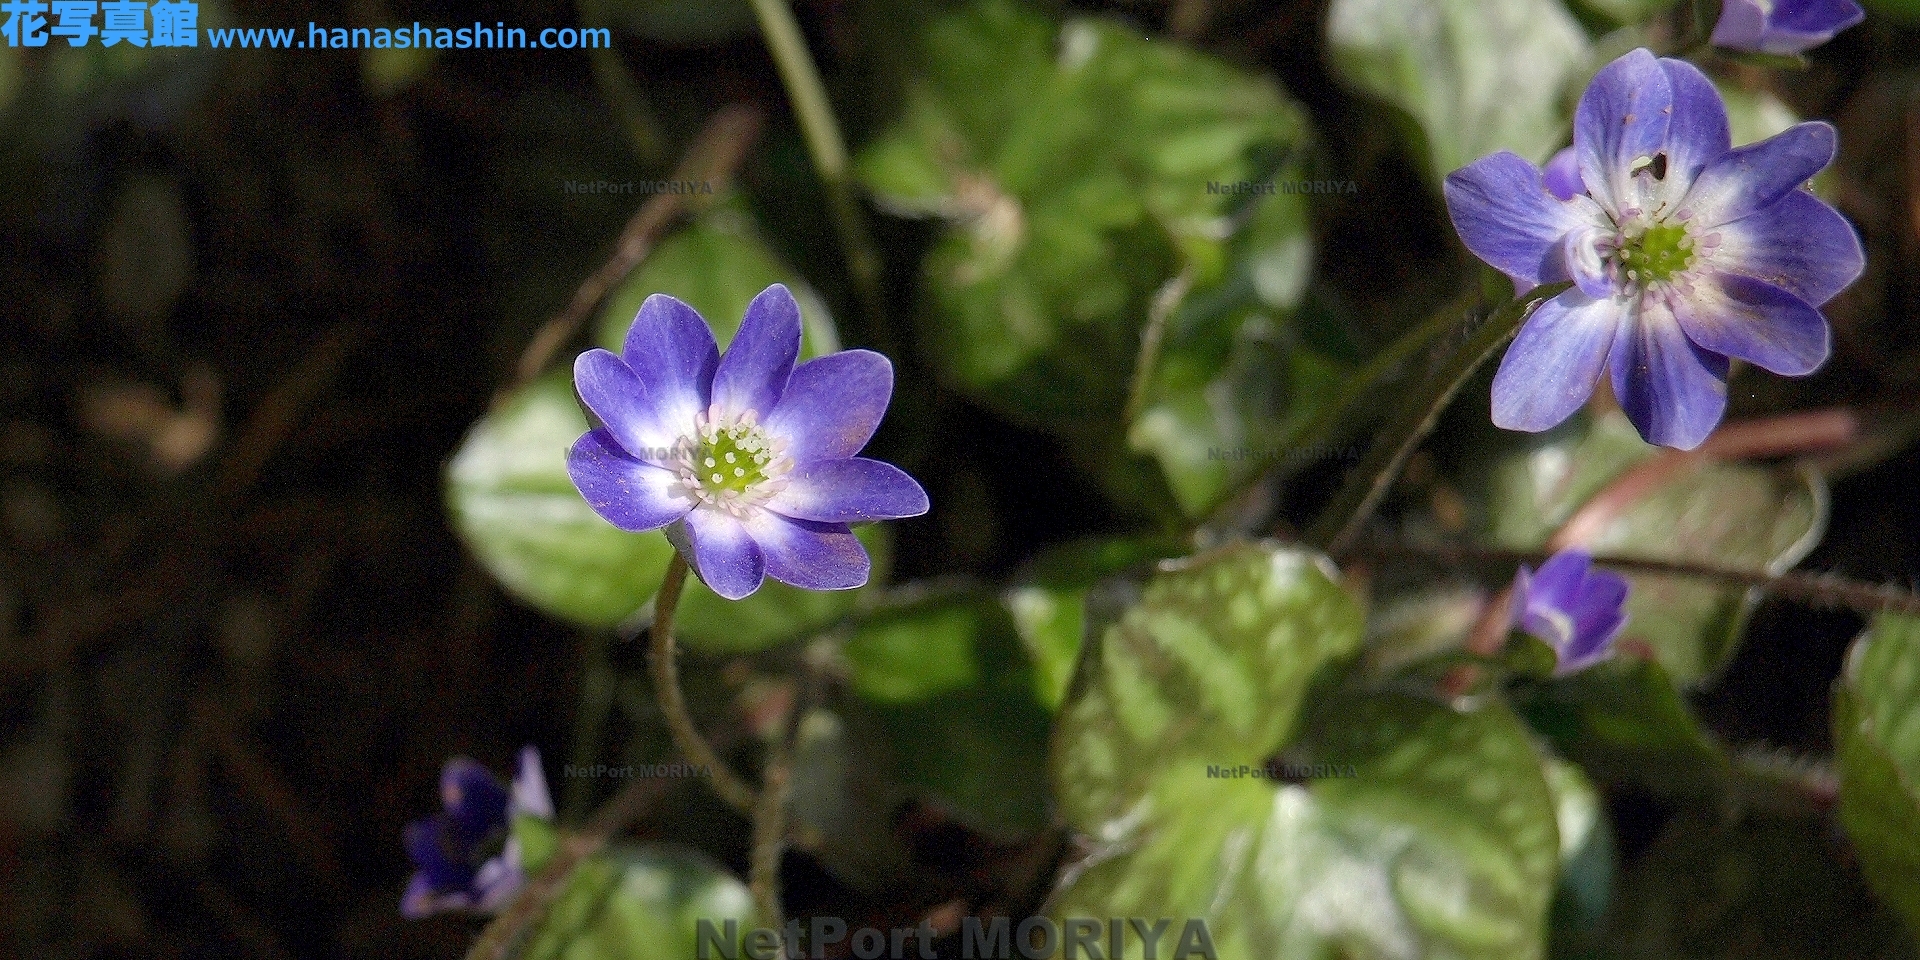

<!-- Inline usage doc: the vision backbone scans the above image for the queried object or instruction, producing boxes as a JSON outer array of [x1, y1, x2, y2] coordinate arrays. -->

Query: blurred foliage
[[5, 0, 1920, 957]]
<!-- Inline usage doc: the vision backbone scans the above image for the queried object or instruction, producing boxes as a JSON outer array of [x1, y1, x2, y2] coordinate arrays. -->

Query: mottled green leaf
[[1003, 538, 1188, 710], [1327, 0, 1590, 182], [521, 845, 758, 960], [857, 0, 1317, 514], [1543, 757, 1612, 953], [1051, 543, 1563, 959], [1053, 543, 1367, 825], [1836, 613, 1920, 939], [447, 374, 673, 628], [1476, 411, 1829, 685]]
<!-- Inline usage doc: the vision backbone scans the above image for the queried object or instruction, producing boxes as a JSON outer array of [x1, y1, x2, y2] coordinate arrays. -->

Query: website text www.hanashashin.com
[[0, 2, 611, 49]]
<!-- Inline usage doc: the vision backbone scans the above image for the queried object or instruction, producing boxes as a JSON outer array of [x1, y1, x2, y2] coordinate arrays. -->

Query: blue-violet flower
[[1445, 48, 1864, 450], [568, 284, 929, 600], [401, 746, 553, 918], [1713, 0, 1864, 55], [1510, 550, 1629, 676]]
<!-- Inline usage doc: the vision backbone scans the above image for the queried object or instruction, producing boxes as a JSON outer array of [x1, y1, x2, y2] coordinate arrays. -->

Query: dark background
[[3, 0, 1918, 957]]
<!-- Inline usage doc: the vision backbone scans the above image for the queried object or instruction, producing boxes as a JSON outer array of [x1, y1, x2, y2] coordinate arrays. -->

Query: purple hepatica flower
[[568, 284, 929, 600], [1510, 550, 1629, 676], [1713, 0, 1864, 55], [402, 746, 554, 918], [1444, 49, 1864, 450]]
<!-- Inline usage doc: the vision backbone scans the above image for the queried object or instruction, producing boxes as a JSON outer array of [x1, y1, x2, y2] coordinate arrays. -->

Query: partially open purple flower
[[568, 284, 929, 600], [1713, 0, 1864, 55], [1445, 49, 1864, 450], [1510, 550, 1629, 676], [402, 746, 553, 918]]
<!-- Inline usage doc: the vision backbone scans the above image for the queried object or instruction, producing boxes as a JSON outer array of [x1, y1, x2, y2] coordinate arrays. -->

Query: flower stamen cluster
[[668, 408, 795, 518]]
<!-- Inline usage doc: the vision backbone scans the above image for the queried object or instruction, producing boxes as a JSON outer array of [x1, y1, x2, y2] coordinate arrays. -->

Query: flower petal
[[621, 294, 718, 433], [1563, 227, 1615, 299], [567, 430, 693, 532], [1560, 567, 1629, 672], [573, 350, 681, 464], [511, 746, 554, 820], [766, 458, 931, 524], [1684, 122, 1836, 228], [1713, 0, 1863, 54], [669, 510, 765, 600], [1490, 292, 1624, 433], [711, 284, 802, 418], [1712, 188, 1864, 307], [404, 818, 474, 891], [440, 758, 509, 841], [743, 512, 871, 591], [402, 871, 471, 918], [1543, 147, 1584, 201], [764, 349, 894, 461], [1575, 49, 1673, 216], [1444, 152, 1591, 288], [1657, 57, 1732, 195], [1609, 304, 1729, 450], [1674, 273, 1831, 376]]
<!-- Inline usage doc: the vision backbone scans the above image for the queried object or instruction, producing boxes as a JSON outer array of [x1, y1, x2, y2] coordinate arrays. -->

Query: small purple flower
[[568, 284, 929, 600], [1445, 49, 1864, 450], [402, 746, 554, 918], [1510, 550, 1629, 676], [1713, 0, 1864, 55]]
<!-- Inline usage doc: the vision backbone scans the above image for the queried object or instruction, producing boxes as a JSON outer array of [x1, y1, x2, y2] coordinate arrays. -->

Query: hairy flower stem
[[1363, 539, 1920, 618], [1219, 287, 1478, 531], [746, 0, 890, 352], [750, 736, 792, 948], [651, 554, 760, 815], [1308, 283, 1571, 557]]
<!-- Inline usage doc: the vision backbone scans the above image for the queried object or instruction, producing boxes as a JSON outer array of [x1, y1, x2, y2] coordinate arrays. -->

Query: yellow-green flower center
[[1616, 221, 1695, 285], [669, 409, 793, 516]]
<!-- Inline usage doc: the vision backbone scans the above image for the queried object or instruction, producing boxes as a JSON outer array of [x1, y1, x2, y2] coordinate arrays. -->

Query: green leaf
[[1050, 543, 1563, 958], [447, 374, 673, 628], [514, 813, 561, 875], [1475, 411, 1830, 685], [675, 526, 891, 654], [596, 211, 841, 361], [1054, 690, 1561, 960], [786, 706, 913, 890], [1570, 0, 1681, 26], [1582, 464, 1827, 685], [1052, 543, 1367, 826], [1605, 805, 1919, 958], [1543, 757, 1613, 952], [1836, 613, 1920, 939], [1514, 657, 1728, 797], [521, 845, 759, 960], [856, 0, 1317, 514], [1002, 537, 1188, 709], [1327, 0, 1590, 183], [840, 592, 1054, 839], [842, 599, 985, 704]]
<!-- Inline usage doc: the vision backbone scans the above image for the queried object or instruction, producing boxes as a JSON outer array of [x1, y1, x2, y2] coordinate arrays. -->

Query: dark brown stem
[[509, 104, 764, 390], [650, 553, 760, 815], [1364, 539, 1920, 618]]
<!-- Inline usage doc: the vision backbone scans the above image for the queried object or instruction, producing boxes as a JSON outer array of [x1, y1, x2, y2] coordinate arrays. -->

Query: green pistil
[[1616, 222, 1693, 284], [695, 425, 776, 496]]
